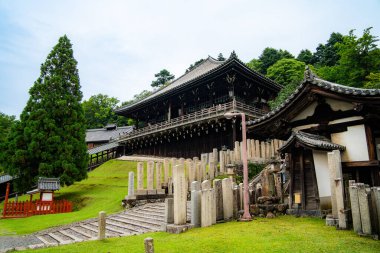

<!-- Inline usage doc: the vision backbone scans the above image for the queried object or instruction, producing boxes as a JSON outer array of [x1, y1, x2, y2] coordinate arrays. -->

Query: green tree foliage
[[266, 59, 306, 109], [318, 28, 380, 88], [217, 53, 225, 61], [266, 59, 305, 86], [82, 94, 128, 129], [297, 49, 313, 64], [0, 112, 15, 144], [246, 59, 262, 72], [364, 72, 380, 89], [151, 69, 175, 87], [247, 48, 294, 75], [1, 35, 88, 191], [311, 32, 343, 66], [186, 59, 204, 73], [0, 112, 16, 173]]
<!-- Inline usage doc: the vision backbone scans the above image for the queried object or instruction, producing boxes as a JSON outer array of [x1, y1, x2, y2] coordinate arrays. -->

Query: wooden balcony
[[117, 100, 264, 143]]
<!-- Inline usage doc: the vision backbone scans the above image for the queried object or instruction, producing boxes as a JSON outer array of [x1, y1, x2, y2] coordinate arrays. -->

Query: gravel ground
[[0, 235, 43, 252]]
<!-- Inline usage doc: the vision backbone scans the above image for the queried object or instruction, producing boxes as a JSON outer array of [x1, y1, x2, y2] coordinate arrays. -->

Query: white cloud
[[0, 0, 379, 116]]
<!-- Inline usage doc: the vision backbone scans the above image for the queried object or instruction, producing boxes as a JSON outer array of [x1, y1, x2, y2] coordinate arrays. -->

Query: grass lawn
[[0, 160, 139, 235], [21, 216, 380, 253]]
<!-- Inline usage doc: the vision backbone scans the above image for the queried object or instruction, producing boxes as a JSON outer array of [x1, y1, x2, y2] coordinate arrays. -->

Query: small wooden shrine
[[2, 178, 72, 218]]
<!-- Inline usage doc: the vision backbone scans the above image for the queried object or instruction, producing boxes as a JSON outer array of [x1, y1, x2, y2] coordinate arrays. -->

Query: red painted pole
[[240, 113, 252, 221], [2, 183, 10, 217]]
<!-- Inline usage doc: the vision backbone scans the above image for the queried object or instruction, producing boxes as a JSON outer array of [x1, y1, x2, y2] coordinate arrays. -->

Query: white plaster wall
[[312, 150, 331, 198], [325, 98, 354, 111], [291, 101, 317, 122], [331, 124, 369, 162]]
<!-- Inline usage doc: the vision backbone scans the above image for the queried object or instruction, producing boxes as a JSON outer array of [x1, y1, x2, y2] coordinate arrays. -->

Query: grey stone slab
[[357, 183, 372, 235], [165, 198, 174, 224], [349, 184, 362, 233], [222, 178, 233, 220], [173, 164, 187, 225], [191, 190, 201, 227], [213, 179, 224, 221]]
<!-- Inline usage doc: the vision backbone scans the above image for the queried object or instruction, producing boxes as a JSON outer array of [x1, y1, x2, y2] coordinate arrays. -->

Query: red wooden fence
[[2, 199, 72, 218]]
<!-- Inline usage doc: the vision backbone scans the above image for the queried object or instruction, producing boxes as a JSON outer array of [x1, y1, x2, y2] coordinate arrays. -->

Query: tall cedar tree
[[2, 35, 88, 191]]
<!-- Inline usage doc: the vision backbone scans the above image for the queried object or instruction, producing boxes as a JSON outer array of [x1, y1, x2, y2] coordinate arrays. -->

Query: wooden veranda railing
[[118, 100, 264, 142]]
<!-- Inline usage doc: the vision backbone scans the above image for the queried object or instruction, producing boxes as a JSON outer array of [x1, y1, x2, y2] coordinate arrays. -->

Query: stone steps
[[29, 202, 169, 250]]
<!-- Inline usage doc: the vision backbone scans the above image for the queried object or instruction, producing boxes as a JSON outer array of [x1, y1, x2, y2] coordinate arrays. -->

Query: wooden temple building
[[115, 52, 281, 158], [248, 67, 380, 215]]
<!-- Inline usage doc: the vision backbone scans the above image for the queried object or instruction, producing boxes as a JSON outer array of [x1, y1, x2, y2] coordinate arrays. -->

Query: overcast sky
[[1, 0, 379, 117]]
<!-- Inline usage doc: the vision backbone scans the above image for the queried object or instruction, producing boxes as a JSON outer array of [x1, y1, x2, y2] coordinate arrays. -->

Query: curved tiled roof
[[86, 126, 133, 143], [88, 141, 119, 155], [248, 67, 380, 126], [278, 131, 346, 152], [115, 51, 282, 114]]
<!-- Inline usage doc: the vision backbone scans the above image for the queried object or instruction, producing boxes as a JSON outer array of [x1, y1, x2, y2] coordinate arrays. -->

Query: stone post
[[137, 162, 146, 195], [213, 148, 218, 164], [201, 181, 213, 227], [98, 211, 106, 240], [173, 164, 187, 225], [163, 158, 170, 186], [226, 149, 231, 164], [211, 189, 216, 224], [328, 150, 346, 229], [214, 179, 224, 221], [195, 162, 202, 182], [240, 141, 244, 162], [239, 182, 243, 210], [126, 171, 135, 199], [247, 139, 251, 159], [219, 151, 225, 174], [371, 187, 380, 236], [234, 141, 240, 163], [188, 161, 196, 188], [201, 162, 207, 182], [201, 153, 207, 167], [222, 178, 233, 220], [255, 140, 260, 159], [209, 160, 215, 180], [191, 181, 201, 227], [260, 141, 265, 160], [250, 139, 255, 158], [147, 161, 155, 194], [357, 183, 372, 235], [349, 181, 362, 233], [233, 186, 239, 219], [171, 158, 177, 170], [165, 198, 174, 223], [144, 237, 154, 253], [156, 162, 162, 189], [168, 177, 173, 196]]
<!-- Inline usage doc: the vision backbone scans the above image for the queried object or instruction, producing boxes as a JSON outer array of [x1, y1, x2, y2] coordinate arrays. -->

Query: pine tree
[[2, 35, 88, 191]]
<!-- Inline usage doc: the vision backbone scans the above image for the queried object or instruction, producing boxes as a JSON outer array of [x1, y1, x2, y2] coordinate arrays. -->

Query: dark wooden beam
[[342, 160, 379, 167]]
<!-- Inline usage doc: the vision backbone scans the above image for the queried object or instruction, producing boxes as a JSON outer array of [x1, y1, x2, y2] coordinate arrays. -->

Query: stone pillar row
[[229, 139, 284, 162]]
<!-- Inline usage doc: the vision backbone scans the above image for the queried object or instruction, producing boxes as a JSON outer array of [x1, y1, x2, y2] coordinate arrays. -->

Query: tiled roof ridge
[[115, 56, 226, 112], [116, 51, 283, 113], [279, 130, 346, 152], [248, 67, 380, 126]]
